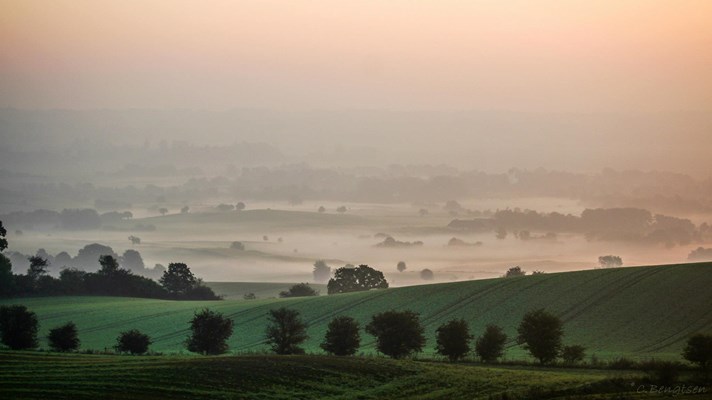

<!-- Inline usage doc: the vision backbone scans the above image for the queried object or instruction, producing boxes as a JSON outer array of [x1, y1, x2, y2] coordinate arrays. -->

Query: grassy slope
[[2, 262, 711, 360], [0, 351, 655, 400]]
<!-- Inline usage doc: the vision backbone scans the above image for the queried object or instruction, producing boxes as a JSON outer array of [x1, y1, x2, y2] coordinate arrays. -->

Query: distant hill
[[2, 262, 711, 360]]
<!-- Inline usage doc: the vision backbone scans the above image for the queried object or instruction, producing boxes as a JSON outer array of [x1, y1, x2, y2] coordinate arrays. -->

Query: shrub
[[365, 310, 425, 359], [265, 307, 308, 355], [0, 305, 39, 350], [279, 283, 319, 298], [435, 319, 472, 362], [186, 309, 234, 355], [561, 345, 586, 365], [115, 329, 152, 355], [321, 316, 360, 356], [48, 322, 80, 352], [475, 324, 507, 363]]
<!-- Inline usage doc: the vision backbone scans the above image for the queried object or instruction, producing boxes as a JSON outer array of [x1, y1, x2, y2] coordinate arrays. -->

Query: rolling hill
[[1, 262, 711, 361]]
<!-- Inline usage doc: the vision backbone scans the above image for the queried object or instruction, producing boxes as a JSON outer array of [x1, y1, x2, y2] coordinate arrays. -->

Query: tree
[[336, 206, 347, 213], [397, 261, 406, 273], [279, 283, 319, 298], [27, 255, 48, 281], [128, 235, 141, 245], [265, 307, 308, 355], [598, 255, 623, 268], [0, 254, 14, 296], [0, 220, 7, 251], [475, 324, 508, 363], [327, 264, 389, 295], [235, 202, 246, 211], [98, 255, 121, 275], [495, 227, 508, 240], [186, 309, 234, 355], [321, 316, 360, 356], [160, 263, 197, 296], [0, 305, 39, 350], [243, 292, 257, 300], [216, 203, 234, 212], [121, 249, 145, 271], [230, 241, 245, 251], [561, 345, 586, 365], [504, 266, 526, 278], [435, 319, 473, 362], [181, 206, 190, 214], [115, 329, 152, 355], [419, 208, 428, 217], [517, 309, 563, 364], [48, 322, 80, 352], [365, 310, 425, 359], [682, 334, 712, 372], [313, 260, 331, 282], [159, 207, 168, 216], [318, 206, 326, 213], [420, 268, 434, 280]]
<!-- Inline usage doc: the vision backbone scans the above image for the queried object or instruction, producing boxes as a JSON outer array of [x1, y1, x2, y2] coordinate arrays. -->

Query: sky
[[1, 0, 711, 112]]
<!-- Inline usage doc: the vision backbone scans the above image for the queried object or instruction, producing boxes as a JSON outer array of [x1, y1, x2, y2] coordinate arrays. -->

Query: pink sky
[[1, 0, 711, 111]]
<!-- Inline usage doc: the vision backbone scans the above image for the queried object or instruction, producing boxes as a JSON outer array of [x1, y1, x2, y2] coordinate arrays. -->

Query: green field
[[1, 262, 711, 361], [0, 351, 682, 400]]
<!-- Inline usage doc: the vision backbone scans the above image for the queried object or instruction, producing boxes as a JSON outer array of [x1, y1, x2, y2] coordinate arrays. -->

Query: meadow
[[2, 262, 710, 361], [0, 351, 683, 400]]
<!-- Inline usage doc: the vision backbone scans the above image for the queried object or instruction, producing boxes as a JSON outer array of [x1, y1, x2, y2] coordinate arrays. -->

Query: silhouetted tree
[[263, 235, 269, 241], [336, 206, 347, 213], [121, 250, 145, 271], [279, 283, 319, 298], [517, 309, 563, 364], [321, 316, 360, 356], [98, 255, 120, 275], [318, 206, 326, 213], [48, 322, 80, 352], [265, 307, 308, 355], [74, 243, 117, 271], [419, 208, 428, 217], [561, 345, 586, 365], [230, 241, 245, 250], [365, 310, 425, 359], [475, 324, 507, 363], [505, 266, 526, 278], [598, 255, 623, 268], [420, 268, 434, 280], [158, 207, 168, 216], [160, 263, 197, 296], [27, 256, 48, 282], [0, 254, 14, 295], [327, 264, 388, 294], [235, 202, 246, 211], [683, 334, 712, 373], [243, 292, 256, 300], [397, 261, 406, 273], [435, 319, 473, 362], [186, 309, 234, 355], [495, 227, 507, 240], [115, 329, 152, 355], [180, 206, 190, 214], [313, 260, 331, 282], [0, 305, 39, 350], [0, 221, 7, 251], [128, 235, 141, 245]]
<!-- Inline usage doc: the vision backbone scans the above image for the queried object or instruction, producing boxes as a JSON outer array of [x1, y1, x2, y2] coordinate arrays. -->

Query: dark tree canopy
[[0, 305, 39, 350], [279, 283, 319, 298], [321, 316, 360, 356], [48, 322, 80, 352], [27, 256, 48, 281], [327, 264, 388, 295], [0, 221, 8, 251], [475, 324, 508, 363], [121, 249, 145, 271], [365, 310, 425, 359], [160, 263, 197, 296], [682, 333, 712, 371], [420, 268, 434, 280], [265, 307, 309, 355], [517, 309, 564, 364], [186, 309, 234, 355], [313, 260, 331, 283], [397, 261, 406, 273], [561, 345, 586, 365], [505, 266, 526, 278], [115, 329, 152, 355], [98, 255, 121, 275], [598, 255, 623, 268], [435, 319, 473, 362]]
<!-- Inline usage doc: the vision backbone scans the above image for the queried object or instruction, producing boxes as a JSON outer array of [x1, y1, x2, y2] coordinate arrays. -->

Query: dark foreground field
[[3, 351, 710, 400]]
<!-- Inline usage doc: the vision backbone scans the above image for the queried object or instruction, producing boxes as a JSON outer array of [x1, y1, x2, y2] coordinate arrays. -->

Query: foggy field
[[4, 262, 711, 361]]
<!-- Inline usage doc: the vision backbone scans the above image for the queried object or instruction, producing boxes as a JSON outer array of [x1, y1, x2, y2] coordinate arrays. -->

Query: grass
[[1, 262, 711, 361], [0, 351, 671, 400]]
